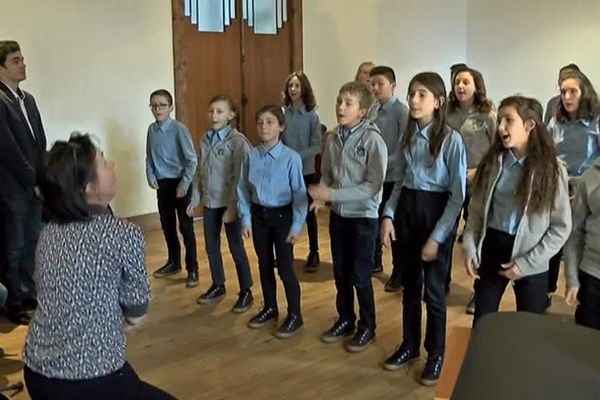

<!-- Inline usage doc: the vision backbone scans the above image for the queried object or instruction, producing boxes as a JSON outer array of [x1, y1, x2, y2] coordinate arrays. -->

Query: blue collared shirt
[[237, 141, 307, 234], [282, 105, 321, 176], [547, 117, 600, 177], [371, 96, 409, 181], [145, 117, 198, 191], [383, 122, 466, 243], [488, 151, 526, 235], [208, 125, 231, 147]]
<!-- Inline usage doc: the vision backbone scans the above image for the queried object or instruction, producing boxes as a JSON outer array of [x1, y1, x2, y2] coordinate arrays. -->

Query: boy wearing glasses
[[146, 89, 199, 288]]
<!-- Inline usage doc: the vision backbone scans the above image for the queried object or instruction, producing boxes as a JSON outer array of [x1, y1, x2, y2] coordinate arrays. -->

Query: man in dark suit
[[0, 41, 47, 325]]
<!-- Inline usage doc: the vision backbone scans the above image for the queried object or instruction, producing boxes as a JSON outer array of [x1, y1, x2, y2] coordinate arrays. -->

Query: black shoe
[[383, 344, 420, 371], [457, 233, 464, 243], [420, 355, 444, 386], [384, 277, 402, 292], [153, 261, 182, 278], [7, 309, 32, 326], [248, 306, 279, 328], [231, 290, 254, 314], [186, 270, 199, 288], [321, 319, 355, 343], [274, 313, 303, 339], [345, 328, 375, 353], [304, 252, 320, 273], [197, 284, 226, 304], [372, 264, 383, 275], [466, 292, 476, 315]]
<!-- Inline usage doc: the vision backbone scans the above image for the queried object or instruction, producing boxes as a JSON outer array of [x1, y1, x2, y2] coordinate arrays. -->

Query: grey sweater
[[463, 154, 572, 277], [564, 158, 600, 287]]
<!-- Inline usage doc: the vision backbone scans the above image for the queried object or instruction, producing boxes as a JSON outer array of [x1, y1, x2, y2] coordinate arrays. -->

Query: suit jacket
[[0, 81, 47, 195]]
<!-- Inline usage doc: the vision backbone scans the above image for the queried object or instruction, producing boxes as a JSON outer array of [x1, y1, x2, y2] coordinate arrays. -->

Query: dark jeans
[[548, 249, 562, 294], [203, 207, 252, 290], [251, 204, 300, 315], [330, 212, 378, 330], [474, 228, 548, 325], [575, 270, 600, 330], [304, 174, 319, 254], [393, 188, 452, 356], [0, 192, 42, 312], [25, 362, 176, 400], [156, 179, 197, 272], [374, 181, 395, 273]]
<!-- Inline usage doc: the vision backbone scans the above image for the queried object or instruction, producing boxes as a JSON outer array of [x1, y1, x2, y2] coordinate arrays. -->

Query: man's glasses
[[149, 103, 170, 110]]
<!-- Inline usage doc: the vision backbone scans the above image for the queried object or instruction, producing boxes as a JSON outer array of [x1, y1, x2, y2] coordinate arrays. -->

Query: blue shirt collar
[[208, 125, 231, 142], [156, 117, 173, 132], [415, 121, 434, 141], [287, 104, 306, 114], [504, 150, 527, 168], [259, 140, 284, 159], [379, 96, 397, 112]]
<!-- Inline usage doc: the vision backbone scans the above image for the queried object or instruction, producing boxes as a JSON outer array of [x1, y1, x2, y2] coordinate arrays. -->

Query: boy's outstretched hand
[[308, 184, 332, 202]]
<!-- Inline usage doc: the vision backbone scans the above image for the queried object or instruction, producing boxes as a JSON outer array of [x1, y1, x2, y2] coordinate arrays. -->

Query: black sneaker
[[247, 306, 279, 329], [383, 344, 420, 371], [466, 292, 476, 315], [384, 276, 402, 293], [321, 319, 355, 343], [186, 271, 199, 288], [304, 252, 320, 273], [231, 290, 254, 314], [345, 328, 375, 353], [372, 264, 383, 275], [420, 355, 444, 386], [197, 284, 226, 304], [274, 313, 303, 339], [153, 261, 182, 278]]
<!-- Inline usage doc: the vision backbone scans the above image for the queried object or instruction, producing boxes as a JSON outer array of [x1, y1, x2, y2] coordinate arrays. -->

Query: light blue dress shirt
[[237, 141, 308, 234], [547, 117, 600, 178], [383, 122, 467, 243], [145, 117, 198, 191], [488, 150, 526, 235], [282, 105, 321, 176]]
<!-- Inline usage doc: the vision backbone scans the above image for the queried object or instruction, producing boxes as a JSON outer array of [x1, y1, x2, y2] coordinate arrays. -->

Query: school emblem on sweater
[[356, 146, 366, 157], [217, 148, 225, 157]]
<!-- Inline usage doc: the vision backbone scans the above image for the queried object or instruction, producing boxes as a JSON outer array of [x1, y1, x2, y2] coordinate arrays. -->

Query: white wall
[[467, 0, 600, 107], [1, 0, 174, 217], [303, 0, 468, 129]]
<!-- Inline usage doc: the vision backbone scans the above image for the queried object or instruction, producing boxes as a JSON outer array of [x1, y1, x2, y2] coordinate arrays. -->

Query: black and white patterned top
[[23, 212, 151, 380]]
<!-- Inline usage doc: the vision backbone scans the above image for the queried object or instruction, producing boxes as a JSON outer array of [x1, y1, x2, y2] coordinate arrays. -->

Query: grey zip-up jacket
[[320, 120, 387, 218], [190, 128, 250, 209], [463, 154, 571, 277], [564, 158, 600, 288]]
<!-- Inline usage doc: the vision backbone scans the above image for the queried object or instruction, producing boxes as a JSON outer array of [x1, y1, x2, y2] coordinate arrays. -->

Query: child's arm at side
[[225, 137, 251, 222], [288, 153, 308, 242], [145, 128, 158, 189], [236, 153, 253, 237], [563, 178, 590, 305], [187, 149, 202, 216], [176, 125, 198, 196]]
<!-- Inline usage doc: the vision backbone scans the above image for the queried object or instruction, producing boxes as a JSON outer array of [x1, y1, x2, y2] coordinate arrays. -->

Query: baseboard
[[126, 212, 203, 233]]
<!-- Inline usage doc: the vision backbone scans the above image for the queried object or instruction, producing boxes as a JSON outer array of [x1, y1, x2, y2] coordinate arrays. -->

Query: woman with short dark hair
[[23, 134, 175, 399]]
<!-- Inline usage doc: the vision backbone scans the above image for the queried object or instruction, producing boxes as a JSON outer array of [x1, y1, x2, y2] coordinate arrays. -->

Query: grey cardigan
[[463, 154, 572, 277], [564, 158, 600, 288]]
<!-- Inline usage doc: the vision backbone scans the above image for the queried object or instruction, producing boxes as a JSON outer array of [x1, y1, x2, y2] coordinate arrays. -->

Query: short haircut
[[150, 89, 173, 106], [0, 40, 21, 67], [338, 81, 373, 111], [369, 66, 396, 84], [256, 104, 285, 126], [37, 133, 102, 224]]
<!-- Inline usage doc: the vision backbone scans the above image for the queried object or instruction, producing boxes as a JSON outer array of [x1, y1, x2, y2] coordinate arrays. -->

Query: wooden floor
[[0, 212, 575, 399]]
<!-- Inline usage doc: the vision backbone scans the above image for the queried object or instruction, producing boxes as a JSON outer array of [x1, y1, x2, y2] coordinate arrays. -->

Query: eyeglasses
[[149, 103, 170, 110]]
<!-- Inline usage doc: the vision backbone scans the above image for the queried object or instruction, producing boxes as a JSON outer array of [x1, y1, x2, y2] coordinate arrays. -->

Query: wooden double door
[[171, 0, 303, 146]]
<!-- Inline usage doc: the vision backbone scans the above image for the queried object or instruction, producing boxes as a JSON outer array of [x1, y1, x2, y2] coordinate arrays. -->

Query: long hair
[[555, 69, 600, 121], [402, 72, 450, 160], [474, 96, 560, 215], [283, 71, 317, 111], [448, 66, 494, 114], [37, 133, 101, 223]]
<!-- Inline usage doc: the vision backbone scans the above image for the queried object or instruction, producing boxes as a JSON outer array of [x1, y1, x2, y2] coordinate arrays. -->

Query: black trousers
[[393, 188, 452, 356], [0, 192, 42, 312], [575, 270, 600, 330], [24, 362, 176, 400], [374, 181, 395, 272], [251, 204, 301, 315], [203, 207, 252, 290], [474, 228, 548, 325], [156, 178, 197, 272], [304, 174, 319, 254], [329, 212, 378, 330]]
